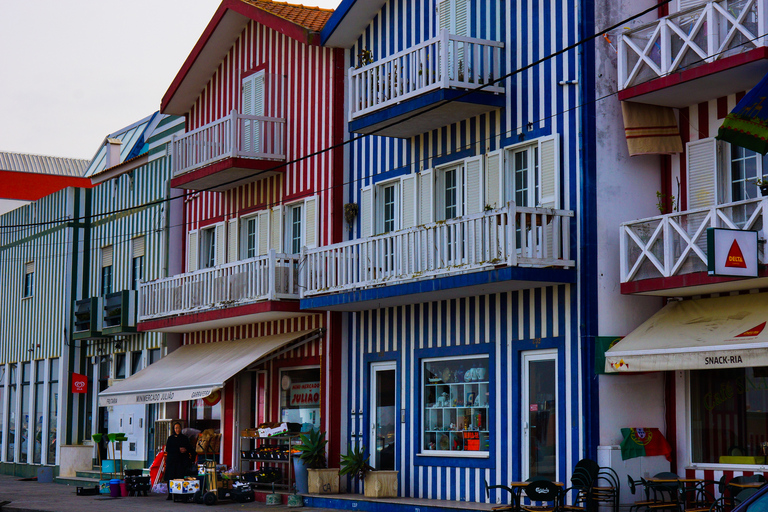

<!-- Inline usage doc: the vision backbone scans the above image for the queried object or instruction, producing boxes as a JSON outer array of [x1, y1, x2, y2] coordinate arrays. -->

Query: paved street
[[0, 475, 328, 512]]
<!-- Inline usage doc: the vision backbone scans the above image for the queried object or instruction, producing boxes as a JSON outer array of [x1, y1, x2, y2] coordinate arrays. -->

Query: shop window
[[48, 360, 58, 464], [148, 348, 161, 365], [19, 362, 30, 463], [691, 367, 768, 464], [422, 355, 489, 455], [32, 360, 44, 464], [189, 398, 221, 433], [22, 262, 34, 298], [7, 365, 16, 463], [279, 368, 321, 429], [115, 353, 126, 380]]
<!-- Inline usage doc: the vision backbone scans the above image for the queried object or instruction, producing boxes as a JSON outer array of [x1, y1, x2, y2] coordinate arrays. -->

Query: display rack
[[424, 380, 490, 452], [238, 433, 301, 490]]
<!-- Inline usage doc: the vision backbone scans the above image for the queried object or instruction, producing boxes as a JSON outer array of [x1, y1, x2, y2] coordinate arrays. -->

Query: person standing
[[165, 421, 193, 500]]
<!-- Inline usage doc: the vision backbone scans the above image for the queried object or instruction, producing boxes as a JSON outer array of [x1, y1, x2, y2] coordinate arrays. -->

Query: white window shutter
[[485, 150, 504, 209], [464, 155, 484, 214], [187, 230, 199, 272], [455, 0, 467, 37], [401, 175, 418, 228], [360, 186, 373, 237], [304, 196, 318, 249], [242, 75, 254, 115], [227, 218, 239, 263], [254, 72, 265, 117], [271, 205, 283, 252], [102, 246, 113, 267], [257, 210, 270, 255], [438, 0, 451, 32], [687, 138, 718, 210], [215, 223, 226, 266], [419, 169, 434, 224], [538, 134, 560, 209]]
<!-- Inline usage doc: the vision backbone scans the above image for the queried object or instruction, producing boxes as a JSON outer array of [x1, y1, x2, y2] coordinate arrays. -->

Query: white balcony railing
[[349, 30, 505, 120], [618, 0, 766, 90], [139, 250, 298, 321], [301, 205, 574, 297], [620, 198, 768, 283], [172, 109, 286, 177]]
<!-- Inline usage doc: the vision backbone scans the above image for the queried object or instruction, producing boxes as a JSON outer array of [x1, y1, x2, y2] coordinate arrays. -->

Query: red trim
[[224, 380, 235, 466], [618, 47, 768, 102], [0, 171, 92, 201], [242, 64, 268, 80], [620, 270, 768, 295], [136, 300, 302, 332], [331, 48, 346, 245], [657, 0, 668, 17], [169, 157, 286, 190], [737, 90, 747, 103], [197, 217, 226, 229], [161, 0, 317, 114], [281, 190, 314, 204], [661, 155, 672, 213], [717, 96, 729, 119], [665, 372, 677, 471], [680, 107, 690, 211], [698, 102, 709, 138]]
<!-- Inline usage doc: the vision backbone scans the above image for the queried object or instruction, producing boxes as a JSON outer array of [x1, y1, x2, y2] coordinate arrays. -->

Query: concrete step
[[54, 475, 102, 488], [75, 469, 104, 479]]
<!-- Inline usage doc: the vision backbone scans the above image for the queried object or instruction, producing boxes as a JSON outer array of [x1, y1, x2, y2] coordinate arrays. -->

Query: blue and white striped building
[[301, 0, 597, 501]]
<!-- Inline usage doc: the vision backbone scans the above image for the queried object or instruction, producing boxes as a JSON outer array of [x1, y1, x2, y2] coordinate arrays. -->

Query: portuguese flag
[[620, 428, 672, 461]]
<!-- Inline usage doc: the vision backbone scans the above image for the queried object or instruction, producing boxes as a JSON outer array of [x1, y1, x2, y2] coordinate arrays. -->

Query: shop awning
[[605, 293, 768, 373], [717, 71, 768, 155], [98, 329, 321, 406]]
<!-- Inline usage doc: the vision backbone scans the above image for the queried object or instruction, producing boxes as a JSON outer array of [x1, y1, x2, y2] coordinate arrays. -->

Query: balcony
[[73, 297, 104, 340], [348, 30, 505, 138], [620, 198, 768, 296], [102, 290, 137, 336], [138, 251, 300, 332], [300, 205, 575, 310], [170, 110, 286, 192], [617, 0, 768, 107]]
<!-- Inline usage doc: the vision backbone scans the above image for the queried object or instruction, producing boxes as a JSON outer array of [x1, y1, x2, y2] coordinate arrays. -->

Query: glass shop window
[[279, 368, 321, 429]]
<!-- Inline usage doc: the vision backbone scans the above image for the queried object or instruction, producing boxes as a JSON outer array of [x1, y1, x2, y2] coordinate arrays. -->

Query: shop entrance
[[370, 362, 396, 470], [521, 350, 557, 481]]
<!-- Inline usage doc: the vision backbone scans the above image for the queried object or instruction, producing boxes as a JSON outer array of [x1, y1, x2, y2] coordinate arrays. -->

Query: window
[[244, 216, 258, 259], [130, 351, 142, 375], [48, 360, 58, 464], [22, 262, 34, 298], [101, 246, 113, 297], [436, 164, 465, 221], [19, 362, 30, 463], [729, 145, 767, 202], [690, 367, 768, 464], [32, 360, 44, 464], [201, 227, 216, 268], [505, 144, 540, 207], [422, 355, 489, 455], [7, 365, 16, 462], [377, 182, 400, 233], [131, 237, 145, 290], [115, 353, 126, 380], [148, 348, 161, 365], [279, 367, 321, 429], [286, 204, 303, 255]]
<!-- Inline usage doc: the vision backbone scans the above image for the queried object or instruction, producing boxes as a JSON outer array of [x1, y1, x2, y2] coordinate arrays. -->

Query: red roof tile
[[241, 0, 334, 32]]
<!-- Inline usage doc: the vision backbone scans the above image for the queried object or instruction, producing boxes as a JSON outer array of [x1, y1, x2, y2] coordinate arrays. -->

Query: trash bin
[[109, 479, 122, 498]]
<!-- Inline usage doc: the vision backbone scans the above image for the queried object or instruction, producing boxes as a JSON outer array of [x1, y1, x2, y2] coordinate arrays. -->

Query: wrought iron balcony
[[138, 250, 299, 322], [301, 204, 574, 298]]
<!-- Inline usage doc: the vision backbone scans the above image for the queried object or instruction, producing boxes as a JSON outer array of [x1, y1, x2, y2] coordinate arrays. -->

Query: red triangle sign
[[725, 240, 748, 268], [736, 321, 766, 338]]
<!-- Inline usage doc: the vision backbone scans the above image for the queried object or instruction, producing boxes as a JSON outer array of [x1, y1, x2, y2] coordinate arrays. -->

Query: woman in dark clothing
[[165, 421, 193, 500]]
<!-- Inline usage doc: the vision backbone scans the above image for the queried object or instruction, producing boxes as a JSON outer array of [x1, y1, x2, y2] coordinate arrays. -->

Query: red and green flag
[[620, 428, 671, 461]]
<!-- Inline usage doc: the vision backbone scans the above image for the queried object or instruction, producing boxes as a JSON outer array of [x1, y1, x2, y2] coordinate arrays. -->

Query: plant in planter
[[296, 430, 338, 494], [339, 444, 398, 498], [344, 203, 359, 232], [756, 178, 768, 197]]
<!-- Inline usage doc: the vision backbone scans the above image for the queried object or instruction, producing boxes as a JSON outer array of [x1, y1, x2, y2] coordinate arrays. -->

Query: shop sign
[[289, 382, 320, 407], [72, 373, 87, 393], [707, 228, 758, 277]]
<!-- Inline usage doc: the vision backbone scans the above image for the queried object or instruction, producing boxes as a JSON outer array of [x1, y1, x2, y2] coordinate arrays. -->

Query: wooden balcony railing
[[620, 198, 768, 283], [138, 250, 298, 321], [172, 110, 285, 177], [618, 0, 766, 90], [301, 204, 574, 297], [348, 30, 504, 120]]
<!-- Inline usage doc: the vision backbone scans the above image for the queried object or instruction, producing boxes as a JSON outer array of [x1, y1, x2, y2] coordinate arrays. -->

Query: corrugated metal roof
[[0, 152, 90, 177], [242, 0, 334, 32]]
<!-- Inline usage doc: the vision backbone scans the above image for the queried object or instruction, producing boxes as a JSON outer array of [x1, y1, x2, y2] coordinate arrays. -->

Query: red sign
[[72, 373, 87, 394], [736, 321, 766, 338], [725, 240, 747, 268], [530, 404, 538, 412], [289, 382, 320, 407], [465, 431, 480, 451]]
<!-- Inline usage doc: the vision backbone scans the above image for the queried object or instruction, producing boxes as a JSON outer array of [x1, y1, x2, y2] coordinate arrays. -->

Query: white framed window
[[201, 227, 217, 268], [378, 180, 400, 234], [500, 135, 560, 209], [727, 144, 768, 202], [422, 354, 489, 456], [507, 144, 539, 207], [436, 164, 464, 221], [101, 246, 113, 297], [241, 214, 259, 259], [287, 203, 303, 255], [281, 196, 318, 254], [22, 262, 34, 298]]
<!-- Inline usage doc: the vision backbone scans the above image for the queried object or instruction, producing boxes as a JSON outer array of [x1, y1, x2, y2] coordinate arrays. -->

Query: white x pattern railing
[[301, 205, 574, 297], [620, 198, 768, 282], [349, 30, 504, 120], [172, 109, 285, 177], [618, 0, 767, 90], [138, 250, 298, 320]]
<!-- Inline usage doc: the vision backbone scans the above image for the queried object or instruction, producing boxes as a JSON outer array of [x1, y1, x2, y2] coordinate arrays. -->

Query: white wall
[[598, 372, 666, 445]]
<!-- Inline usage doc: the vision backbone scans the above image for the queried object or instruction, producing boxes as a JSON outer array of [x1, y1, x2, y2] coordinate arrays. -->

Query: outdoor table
[[728, 482, 765, 489]]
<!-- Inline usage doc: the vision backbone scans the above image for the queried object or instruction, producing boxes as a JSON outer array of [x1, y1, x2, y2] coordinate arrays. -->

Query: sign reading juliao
[[707, 228, 758, 278]]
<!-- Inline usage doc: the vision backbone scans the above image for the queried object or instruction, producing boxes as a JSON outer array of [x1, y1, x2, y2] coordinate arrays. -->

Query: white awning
[[99, 329, 321, 406], [605, 293, 768, 373]]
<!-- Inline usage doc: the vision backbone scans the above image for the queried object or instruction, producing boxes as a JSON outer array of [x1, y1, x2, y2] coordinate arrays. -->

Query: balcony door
[[521, 350, 557, 481], [370, 362, 396, 471]]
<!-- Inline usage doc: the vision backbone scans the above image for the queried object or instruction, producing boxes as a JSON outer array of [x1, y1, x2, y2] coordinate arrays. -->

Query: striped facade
[[326, 0, 589, 501]]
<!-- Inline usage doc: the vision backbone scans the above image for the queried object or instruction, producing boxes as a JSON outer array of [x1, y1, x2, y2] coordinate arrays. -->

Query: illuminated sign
[[707, 228, 758, 277]]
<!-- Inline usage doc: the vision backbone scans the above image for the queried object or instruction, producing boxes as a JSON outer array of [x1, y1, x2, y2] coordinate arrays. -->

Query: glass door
[[370, 362, 396, 470], [521, 350, 557, 481]]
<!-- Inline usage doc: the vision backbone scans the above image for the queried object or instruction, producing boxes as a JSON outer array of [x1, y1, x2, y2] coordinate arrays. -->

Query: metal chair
[[485, 479, 517, 512], [591, 466, 620, 512], [520, 480, 562, 512], [628, 475, 658, 512]]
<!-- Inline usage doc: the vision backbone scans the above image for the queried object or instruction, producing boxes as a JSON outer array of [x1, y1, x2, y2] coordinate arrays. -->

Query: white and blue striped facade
[[305, 0, 598, 502]]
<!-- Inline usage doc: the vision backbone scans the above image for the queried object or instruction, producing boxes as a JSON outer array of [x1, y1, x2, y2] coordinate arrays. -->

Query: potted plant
[[296, 430, 338, 494], [339, 444, 398, 498], [756, 178, 768, 197]]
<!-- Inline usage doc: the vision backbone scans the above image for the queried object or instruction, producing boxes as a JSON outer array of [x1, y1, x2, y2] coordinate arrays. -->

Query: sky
[[0, 0, 340, 161]]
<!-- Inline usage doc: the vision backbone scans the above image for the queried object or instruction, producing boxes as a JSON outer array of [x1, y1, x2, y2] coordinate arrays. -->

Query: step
[[54, 475, 102, 488], [75, 469, 104, 479]]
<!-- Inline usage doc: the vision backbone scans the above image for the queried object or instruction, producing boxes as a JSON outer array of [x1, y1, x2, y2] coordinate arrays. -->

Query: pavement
[[0, 475, 332, 512]]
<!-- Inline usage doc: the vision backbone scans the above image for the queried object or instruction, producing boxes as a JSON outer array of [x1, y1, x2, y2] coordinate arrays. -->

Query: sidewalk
[[0, 475, 331, 512]]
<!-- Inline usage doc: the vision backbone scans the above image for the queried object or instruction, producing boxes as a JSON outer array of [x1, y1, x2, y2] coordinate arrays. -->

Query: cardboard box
[[169, 479, 200, 494]]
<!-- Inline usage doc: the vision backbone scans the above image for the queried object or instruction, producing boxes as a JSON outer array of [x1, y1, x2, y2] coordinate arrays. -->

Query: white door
[[521, 350, 558, 481], [370, 362, 396, 471]]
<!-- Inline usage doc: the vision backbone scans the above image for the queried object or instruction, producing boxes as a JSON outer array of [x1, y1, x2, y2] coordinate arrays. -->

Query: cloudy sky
[[0, 0, 339, 161]]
